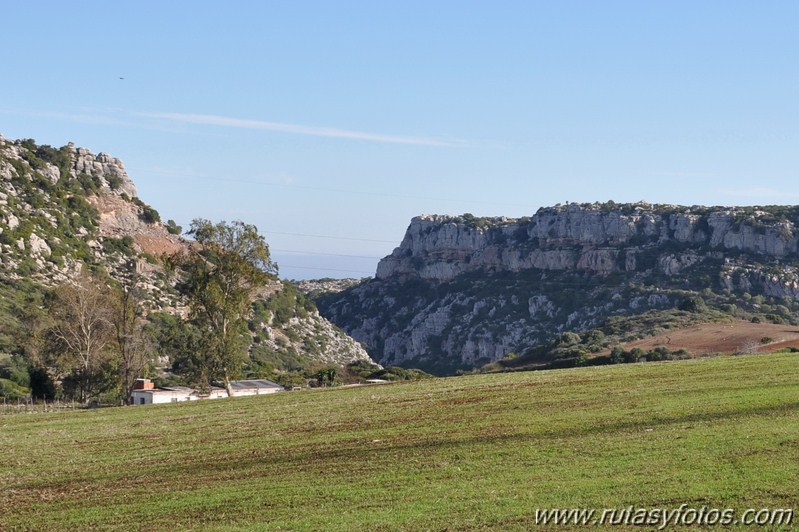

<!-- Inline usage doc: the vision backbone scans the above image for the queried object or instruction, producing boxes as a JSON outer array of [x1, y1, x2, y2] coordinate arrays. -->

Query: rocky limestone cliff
[[377, 204, 799, 282], [319, 203, 799, 374], [68, 143, 138, 198]]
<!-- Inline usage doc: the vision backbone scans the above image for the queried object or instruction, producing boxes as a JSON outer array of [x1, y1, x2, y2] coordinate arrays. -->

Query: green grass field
[[3, 354, 798, 530]]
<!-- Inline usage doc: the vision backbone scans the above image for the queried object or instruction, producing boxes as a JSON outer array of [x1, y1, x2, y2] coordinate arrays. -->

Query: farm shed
[[130, 385, 198, 405], [228, 379, 284, 396]]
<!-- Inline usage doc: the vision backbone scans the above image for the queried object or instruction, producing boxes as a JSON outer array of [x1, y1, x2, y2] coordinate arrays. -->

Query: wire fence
[[0, 398, 86, 415]]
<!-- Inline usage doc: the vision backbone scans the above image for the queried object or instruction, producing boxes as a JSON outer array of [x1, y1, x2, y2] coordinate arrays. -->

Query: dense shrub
[[166, 219, 182, 235], [106, 175, 123, 190], [0, 378, 29, 399], [140, 205, 161, 224], [368, 366, 433, 381], [101, 236, 135, 256], [679, 296, 706, 313]]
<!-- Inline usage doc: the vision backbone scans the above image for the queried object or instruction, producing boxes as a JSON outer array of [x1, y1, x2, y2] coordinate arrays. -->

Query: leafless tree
[[45, 272, 115, 402], [112, 284, 153, 405], [737, 339, 761, 355]]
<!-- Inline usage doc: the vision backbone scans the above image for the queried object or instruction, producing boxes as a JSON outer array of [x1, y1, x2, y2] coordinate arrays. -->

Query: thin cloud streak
[[653, 171, 715, 178], [0, 108, 191, 135], [136, 111, 468, 147], [0, 108, 136, 129]]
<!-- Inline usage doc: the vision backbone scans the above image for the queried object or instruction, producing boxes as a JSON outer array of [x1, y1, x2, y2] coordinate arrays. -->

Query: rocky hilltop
[[0, 134, 371, 380], [0, 135, 179, 295], [378, 206, 799, 291], [319, 203, 799, 374]]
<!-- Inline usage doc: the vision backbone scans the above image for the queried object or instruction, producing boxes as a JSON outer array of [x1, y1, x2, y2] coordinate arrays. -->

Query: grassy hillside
[[2, 354, 798, 530]]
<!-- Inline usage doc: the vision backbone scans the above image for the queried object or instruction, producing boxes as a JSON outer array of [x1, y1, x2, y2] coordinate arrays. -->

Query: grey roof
[[131, 386, 196, 395], [229, 379, 283, 390]]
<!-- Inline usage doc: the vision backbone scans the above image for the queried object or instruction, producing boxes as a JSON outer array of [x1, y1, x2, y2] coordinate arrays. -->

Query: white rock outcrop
[[29, 233, 51, 257], [376, 205, 799, 282], [68, 144, 137, 197]]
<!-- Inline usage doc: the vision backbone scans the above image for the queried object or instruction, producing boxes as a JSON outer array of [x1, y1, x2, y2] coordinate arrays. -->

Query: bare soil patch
[[616, 320, 799, 355], [88, 192, 185, 256]]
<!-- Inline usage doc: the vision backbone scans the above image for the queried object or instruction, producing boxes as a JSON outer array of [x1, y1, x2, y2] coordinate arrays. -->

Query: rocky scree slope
[[0, 134, 370, 371], [318, 204, 799, 374]]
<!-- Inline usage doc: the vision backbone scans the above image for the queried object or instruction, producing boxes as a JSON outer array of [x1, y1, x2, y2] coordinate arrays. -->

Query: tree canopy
[[177, 219, 278, 391]]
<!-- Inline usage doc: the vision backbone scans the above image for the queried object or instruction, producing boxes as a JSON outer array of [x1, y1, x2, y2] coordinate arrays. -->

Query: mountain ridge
[[318, 203, 799, 374]]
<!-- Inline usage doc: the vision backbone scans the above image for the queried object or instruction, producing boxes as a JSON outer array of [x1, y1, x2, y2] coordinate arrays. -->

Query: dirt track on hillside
[[619, 320, 799, 355]]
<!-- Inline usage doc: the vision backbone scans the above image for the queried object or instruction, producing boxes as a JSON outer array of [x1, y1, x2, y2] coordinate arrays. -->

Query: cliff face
[[69, 144, 138, 198], [319, 203, 799, 374], [377, 205, 799, 282]]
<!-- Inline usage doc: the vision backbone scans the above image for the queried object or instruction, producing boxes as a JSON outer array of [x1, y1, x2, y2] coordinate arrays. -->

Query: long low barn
[[228, 379, 286, 396], [130, 378, 284, 405]]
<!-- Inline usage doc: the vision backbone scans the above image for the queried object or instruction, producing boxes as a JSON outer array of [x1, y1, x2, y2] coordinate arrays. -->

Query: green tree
[[627, 347, 646, 363], [314, 365, 338, 387], [178, 219, 277, 393], [610, 346, 626, 364], [558, 331, 582, 346], [145, 313, 204, 386], [28, 365, 56, 400], [678, 295, 706, 313], [165, 219, 183, 235]]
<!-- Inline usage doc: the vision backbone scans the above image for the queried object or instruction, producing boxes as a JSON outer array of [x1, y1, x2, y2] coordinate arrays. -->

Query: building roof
[[228, 379, 283, 390], [131, 380, 282, 397], [132, 386, 196, 395]]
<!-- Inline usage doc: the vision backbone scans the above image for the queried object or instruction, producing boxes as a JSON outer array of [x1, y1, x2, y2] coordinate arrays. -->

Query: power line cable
[[267, 231, 398, 244], [271, 248, 383, 259], [279, 264, 374, 275]]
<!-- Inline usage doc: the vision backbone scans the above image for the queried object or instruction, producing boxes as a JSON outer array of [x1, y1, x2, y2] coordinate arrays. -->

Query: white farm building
[[130, 378, 283, 405]]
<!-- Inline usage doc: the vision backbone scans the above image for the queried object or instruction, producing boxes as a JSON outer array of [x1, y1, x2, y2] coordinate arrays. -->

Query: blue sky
[[1, 1, 797, 279]]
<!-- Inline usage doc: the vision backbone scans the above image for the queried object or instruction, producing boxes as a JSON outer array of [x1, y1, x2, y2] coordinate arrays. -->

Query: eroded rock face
[[0, 134, 187, 301], [376, 205, 799, 282], [87, 192, 184, 257], [69, 144, 137, 197], [28, 233, 51, 257], [254, 282, 373, 367]]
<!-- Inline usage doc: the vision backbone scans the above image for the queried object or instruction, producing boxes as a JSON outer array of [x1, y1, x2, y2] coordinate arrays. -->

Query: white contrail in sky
[[136, 111, 467, 147]]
